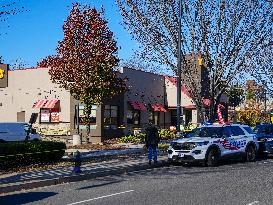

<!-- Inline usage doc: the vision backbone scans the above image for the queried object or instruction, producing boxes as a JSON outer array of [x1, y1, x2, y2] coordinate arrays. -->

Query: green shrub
[[0, 141, 66, 169], [118, 133, 146, 143], [159, 129, 176, 139], [158, 143, 170, 150], [119, 129, 176, 143]]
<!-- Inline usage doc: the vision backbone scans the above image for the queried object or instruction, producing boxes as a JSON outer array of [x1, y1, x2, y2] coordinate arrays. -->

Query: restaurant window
[[78, 105, 97, 124], [171, 109, 177, 126], [149, 111, 160, 126], [77, 105, 97, 129], [104, 105, 119, 129], [40, 108, 60, 123], [127, 107, 140, 125]]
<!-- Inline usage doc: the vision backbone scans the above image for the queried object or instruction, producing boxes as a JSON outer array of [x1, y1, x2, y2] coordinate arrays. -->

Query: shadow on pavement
[[0, 192, 57, 205], [0, 167, 72, 185]]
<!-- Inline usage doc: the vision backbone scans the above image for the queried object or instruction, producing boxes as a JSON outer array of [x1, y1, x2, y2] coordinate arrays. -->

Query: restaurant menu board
[[51, 112, 60, 122], [41, 109, 50, 122]]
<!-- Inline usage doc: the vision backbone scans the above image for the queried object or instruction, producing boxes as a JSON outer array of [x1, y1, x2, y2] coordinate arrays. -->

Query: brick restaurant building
[[0, 64, 203, 142]]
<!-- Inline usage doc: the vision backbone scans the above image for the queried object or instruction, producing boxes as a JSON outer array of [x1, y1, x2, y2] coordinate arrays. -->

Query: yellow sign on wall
[[0, 69, 5, 79], [198, 57, 203, 66]]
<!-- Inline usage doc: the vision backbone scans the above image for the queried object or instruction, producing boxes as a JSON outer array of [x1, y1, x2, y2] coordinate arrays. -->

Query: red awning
[[151, 103, 167, 112], [43, 99, 59, 108], [129, 101, 146, 111], [33, 99, 48, 108], [33, 99, 59, 108]]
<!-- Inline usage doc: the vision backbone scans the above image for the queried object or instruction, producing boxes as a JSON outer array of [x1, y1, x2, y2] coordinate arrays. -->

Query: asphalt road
[[2, 158, 273, 205]]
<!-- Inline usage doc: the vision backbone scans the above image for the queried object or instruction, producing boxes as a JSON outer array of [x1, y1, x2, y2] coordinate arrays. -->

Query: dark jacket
[[145, 126, 159, 146]]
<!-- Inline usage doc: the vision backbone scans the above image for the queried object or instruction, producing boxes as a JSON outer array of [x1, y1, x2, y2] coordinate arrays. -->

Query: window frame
[[149, 110, 160, 126], [104, 105, 119, 129], [127, 105, 140, 125], [78, 105, 97, 125]]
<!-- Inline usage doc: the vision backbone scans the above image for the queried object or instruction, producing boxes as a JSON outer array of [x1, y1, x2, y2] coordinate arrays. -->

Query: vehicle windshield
[[244, 126, 254, 134], [191, 127, 223, 138]]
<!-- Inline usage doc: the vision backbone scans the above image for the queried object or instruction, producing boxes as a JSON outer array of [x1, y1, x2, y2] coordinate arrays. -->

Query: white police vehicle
[[168, 123, 258, 166]]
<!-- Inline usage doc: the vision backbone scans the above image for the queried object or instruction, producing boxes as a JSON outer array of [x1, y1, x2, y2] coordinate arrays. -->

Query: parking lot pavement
[[2, 158, 273, 205]]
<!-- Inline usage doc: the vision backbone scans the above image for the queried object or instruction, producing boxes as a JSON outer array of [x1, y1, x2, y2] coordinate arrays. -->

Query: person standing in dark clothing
[[145, 122, 160, 165]]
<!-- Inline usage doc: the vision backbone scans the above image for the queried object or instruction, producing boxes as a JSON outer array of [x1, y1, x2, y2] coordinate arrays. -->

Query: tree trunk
[[83, 101, 92, 144]]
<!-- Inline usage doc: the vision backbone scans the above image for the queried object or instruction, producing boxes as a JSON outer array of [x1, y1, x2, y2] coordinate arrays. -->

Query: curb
[[0, 160, 169, 194]]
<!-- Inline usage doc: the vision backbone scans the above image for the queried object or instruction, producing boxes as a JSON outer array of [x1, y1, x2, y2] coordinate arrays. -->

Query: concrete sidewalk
[[63, 148, 145, 159], [0, 150, 168, 194]]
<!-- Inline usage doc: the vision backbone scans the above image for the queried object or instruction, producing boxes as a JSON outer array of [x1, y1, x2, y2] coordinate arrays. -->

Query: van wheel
[[206, 148, 219, 167], [245, 145, 256, 162]]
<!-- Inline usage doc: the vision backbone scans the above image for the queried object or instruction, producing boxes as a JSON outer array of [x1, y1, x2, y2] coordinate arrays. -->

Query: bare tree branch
[[117, 0, 272, 119]]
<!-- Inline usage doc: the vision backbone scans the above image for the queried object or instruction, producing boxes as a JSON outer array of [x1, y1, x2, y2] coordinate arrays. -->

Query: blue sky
[[0, 0, 138, 68]]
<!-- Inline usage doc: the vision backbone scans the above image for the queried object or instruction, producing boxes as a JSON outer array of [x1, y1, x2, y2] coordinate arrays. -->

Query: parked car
[[0, 122, 40, 142], [254, 123, 273, 156], [168, 123, 259, 166]]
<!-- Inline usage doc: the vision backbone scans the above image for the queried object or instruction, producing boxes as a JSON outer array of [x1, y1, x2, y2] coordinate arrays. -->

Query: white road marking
[[246, 201, 259, 205], [67, 190, 135, 205]]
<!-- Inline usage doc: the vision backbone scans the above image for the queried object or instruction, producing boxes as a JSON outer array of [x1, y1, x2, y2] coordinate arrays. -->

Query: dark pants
[[147, 144, 158, 162]]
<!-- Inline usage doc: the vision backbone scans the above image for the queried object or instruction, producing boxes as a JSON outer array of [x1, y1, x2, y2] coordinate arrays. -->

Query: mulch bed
[[67, 143, 126, 151]]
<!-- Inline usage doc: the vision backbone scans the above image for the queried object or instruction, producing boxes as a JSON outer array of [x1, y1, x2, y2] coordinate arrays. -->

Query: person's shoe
[[148, 160, 152, 165], [154, 160, 158, 165]]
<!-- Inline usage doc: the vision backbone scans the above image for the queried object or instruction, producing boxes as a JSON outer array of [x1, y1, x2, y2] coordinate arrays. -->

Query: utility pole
[[176, 0, 182, 133]]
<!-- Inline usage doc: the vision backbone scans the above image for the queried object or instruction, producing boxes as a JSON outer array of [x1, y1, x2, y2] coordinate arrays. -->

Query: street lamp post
[[176, 0, 182, 134]]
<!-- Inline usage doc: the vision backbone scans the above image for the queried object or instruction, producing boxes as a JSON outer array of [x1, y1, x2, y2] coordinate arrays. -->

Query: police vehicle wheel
[[245, 145, 256, 162], [206, 148, 219, 167]]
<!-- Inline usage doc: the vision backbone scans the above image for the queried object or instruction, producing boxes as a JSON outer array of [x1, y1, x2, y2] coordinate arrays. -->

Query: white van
[[0, 122, 41, 142]]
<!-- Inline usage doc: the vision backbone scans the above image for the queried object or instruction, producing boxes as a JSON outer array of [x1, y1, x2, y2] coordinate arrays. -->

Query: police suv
[[168, 123, 258, 166]]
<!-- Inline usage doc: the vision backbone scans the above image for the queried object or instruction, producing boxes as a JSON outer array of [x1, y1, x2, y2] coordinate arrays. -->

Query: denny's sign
[[0, 69, 5, 79], [0, 64, 8, 88]]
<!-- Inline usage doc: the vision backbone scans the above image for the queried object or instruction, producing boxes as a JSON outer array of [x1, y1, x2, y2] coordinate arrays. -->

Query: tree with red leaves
[[38, 3, 127, 134]]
